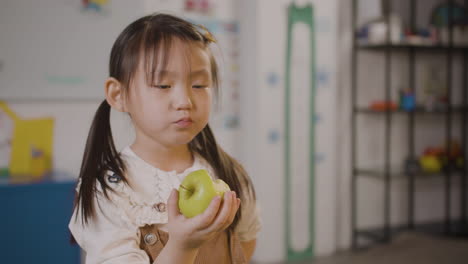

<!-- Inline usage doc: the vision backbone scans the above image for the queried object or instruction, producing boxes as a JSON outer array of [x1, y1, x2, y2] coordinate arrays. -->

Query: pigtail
[[189, 124, 256, 230], [74, 100, 126, 225]]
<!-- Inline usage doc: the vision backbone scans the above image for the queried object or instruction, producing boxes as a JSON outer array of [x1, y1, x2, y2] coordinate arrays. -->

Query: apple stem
[[179, 185, 193, 194]]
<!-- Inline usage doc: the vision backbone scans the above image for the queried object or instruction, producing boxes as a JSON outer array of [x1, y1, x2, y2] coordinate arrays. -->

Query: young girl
[[69, 13, 261, 264]]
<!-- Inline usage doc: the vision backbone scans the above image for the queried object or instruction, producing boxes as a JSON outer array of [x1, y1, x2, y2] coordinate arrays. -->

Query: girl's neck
[[130, 141, 194, 173]]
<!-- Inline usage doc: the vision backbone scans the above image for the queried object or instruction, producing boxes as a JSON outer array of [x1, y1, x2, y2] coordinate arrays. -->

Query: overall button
[[154, 202, 166, 213], [144, 233, 158, 246]]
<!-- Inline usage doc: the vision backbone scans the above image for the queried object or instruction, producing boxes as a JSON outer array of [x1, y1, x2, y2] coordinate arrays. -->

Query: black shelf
[[358, 43, 468, 51], [354, 106, 467, 115], [351, 0, 468, 250], [355, 168, 465, 180]]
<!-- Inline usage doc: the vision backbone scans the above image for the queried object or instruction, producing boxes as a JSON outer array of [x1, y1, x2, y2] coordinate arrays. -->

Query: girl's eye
[[153, 85, 171, 89], [193, 85, 208, 89]]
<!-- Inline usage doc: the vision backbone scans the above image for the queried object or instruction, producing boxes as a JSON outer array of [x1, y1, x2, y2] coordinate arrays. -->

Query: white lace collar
[[120, 146, 205, 180]]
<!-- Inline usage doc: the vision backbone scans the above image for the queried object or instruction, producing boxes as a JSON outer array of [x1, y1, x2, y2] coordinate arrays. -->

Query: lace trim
[[106, 147, 209, 227]]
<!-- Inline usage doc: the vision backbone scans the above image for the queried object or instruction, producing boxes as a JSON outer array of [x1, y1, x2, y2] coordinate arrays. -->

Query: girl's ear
[[104, 77, 127, 112]]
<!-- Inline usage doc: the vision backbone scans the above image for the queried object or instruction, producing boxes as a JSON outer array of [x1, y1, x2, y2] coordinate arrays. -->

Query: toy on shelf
[[404, 141, 464, 175], [419, 141, 464, 173], [441, 141, 464, 170], [423, 65, 447, 112], [0, 101, 54, 183], [430, 2, 468, 45], [399, 89, 416, 111], [356, 2, 468, 47], [420, 148, 444, 173], [369, 100, 398, 112], [356, 14, 404, 45], [368, 88, 416, 113]]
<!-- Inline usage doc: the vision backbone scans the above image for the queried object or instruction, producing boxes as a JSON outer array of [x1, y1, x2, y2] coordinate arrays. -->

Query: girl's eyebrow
[[155, 70, 175, 77], [190, 69, 210, 76], [155, 69, 209, 77]]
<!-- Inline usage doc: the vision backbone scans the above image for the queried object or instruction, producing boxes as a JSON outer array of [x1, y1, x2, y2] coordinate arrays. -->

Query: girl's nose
[[172, 87, 193, 110]]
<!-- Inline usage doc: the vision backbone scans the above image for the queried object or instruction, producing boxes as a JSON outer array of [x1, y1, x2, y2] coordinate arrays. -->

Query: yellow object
[[0, 101, 54, 182], [420, 155, 442, 173]]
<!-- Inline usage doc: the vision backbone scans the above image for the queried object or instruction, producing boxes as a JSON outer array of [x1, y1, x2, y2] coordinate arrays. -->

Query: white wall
[[239, 0, 339, 262]]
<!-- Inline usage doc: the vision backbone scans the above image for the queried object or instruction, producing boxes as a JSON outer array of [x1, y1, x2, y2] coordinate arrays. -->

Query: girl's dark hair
[[75, 13, 255, 231]]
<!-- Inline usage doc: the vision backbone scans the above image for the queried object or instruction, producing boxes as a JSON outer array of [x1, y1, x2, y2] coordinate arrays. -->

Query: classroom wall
[[238, 0, 339, 261]]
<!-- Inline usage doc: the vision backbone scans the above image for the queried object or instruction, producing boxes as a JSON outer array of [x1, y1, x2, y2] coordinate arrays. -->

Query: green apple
[[178, 169, 230, 218]]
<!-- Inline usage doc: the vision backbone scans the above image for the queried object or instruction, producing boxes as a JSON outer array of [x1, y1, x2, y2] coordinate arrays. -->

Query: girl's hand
[[166, 188, 241, 251]]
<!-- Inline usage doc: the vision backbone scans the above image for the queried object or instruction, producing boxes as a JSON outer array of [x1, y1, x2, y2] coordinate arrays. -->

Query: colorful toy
[[420, 155, 443, 173], [370, 101, 398, 112], [419, 141, 464, 173], [399, 89, 416, 111], [82, 0, 109, 12]]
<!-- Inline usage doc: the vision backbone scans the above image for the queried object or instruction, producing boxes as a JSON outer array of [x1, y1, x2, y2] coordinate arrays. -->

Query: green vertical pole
[[284, 3, 316, 261]]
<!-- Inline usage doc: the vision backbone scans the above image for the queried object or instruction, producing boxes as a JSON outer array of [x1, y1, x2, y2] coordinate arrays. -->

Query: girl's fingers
[[219, 192, 238, 231], [224, 195, 240, 230], [194, 195, 222, 230], [205, 191, 235, 233], [167, 189, 181, 221], [228, 198, 241, 223]]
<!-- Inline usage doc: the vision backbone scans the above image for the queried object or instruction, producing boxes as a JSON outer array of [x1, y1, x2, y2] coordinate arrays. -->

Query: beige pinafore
[[139, 225, 247, 264]]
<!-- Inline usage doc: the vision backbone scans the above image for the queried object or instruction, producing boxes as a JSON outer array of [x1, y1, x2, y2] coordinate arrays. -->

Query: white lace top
[[69, 146, 261, 264]]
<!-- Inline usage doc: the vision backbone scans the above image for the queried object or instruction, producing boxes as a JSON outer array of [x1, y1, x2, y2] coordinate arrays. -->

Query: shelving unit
[[358, 44, 468, 51], [351, 0, 468, 249]]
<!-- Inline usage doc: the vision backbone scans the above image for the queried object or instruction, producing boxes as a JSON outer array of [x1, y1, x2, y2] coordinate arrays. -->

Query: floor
[[262, 232, 468, 264]]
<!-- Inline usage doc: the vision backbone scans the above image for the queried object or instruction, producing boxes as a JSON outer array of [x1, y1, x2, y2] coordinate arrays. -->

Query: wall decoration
[[315, 152, 325, 164], [313, 113, 322, 124], [184, 0, 214, 15], [316, 67, 330, 88], [284, 2, 316, 261], [267, 71, 281, 87], [82, 0, 109, 12], [268, 129, 281, 144]]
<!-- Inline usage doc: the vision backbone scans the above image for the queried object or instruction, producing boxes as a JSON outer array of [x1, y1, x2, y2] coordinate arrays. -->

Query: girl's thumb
[[167, 189, 180, 220]]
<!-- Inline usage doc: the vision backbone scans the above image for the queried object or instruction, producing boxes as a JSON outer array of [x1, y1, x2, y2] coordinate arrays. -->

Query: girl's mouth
[[174, 118, 193, 128]]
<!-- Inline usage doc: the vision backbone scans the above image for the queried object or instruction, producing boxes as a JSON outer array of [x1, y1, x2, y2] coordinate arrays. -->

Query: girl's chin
[[170, 135, 197, 146]]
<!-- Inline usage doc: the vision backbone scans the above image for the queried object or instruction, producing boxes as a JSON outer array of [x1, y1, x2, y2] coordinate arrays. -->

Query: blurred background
[[0, 0, 467, 263]]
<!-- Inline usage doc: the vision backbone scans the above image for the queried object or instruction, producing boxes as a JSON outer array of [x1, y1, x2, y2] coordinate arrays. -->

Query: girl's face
[[125, 38, 213, 149]]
